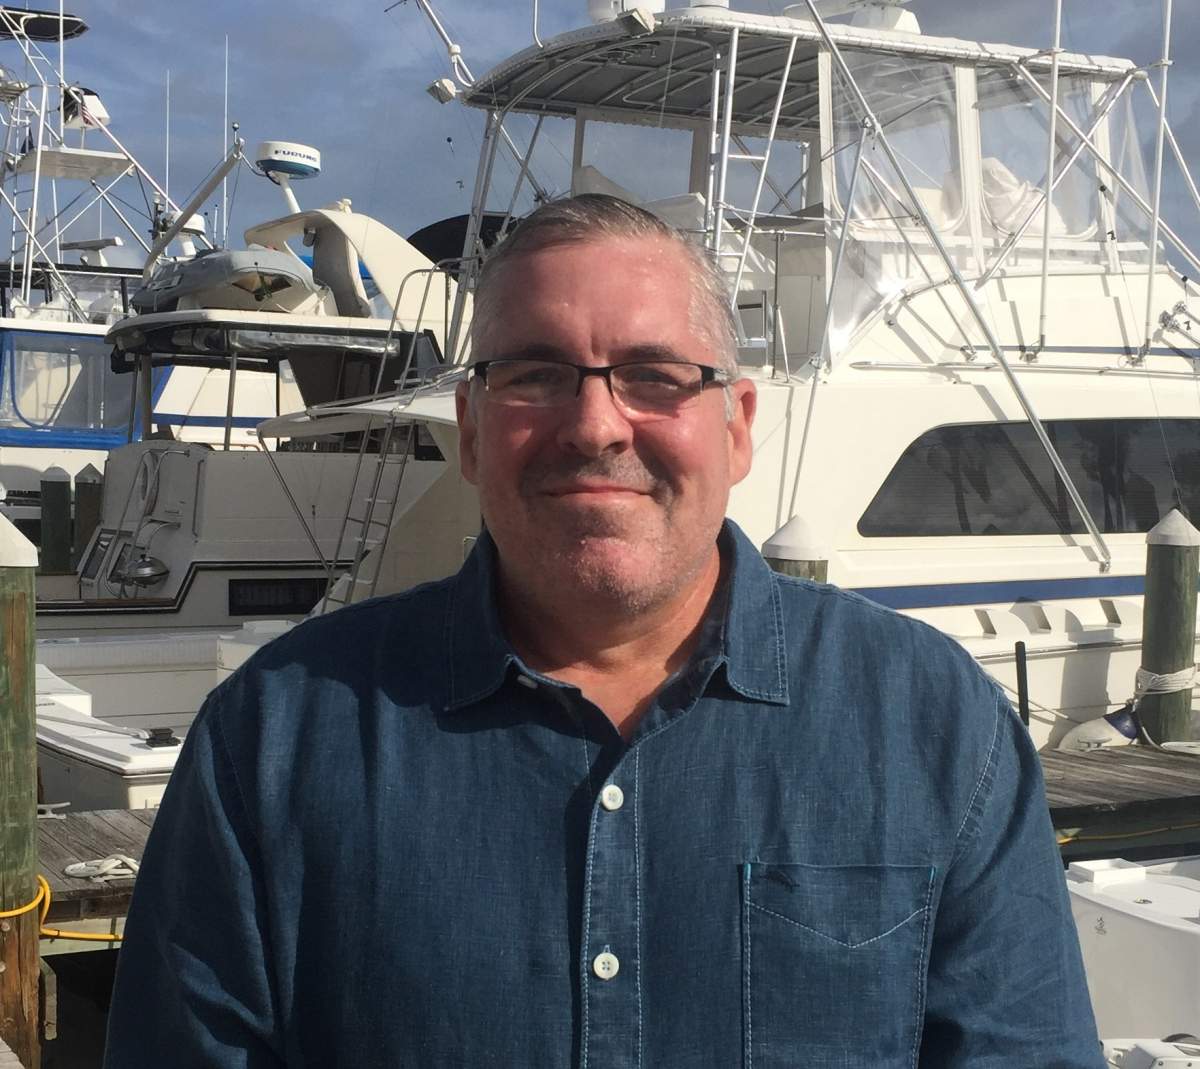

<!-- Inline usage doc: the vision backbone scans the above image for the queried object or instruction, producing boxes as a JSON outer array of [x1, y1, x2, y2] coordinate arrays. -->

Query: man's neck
[[498, 549, 724, 740]]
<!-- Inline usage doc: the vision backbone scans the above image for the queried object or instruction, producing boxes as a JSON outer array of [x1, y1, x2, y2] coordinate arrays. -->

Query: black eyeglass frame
[[470, 358, 734, 408]]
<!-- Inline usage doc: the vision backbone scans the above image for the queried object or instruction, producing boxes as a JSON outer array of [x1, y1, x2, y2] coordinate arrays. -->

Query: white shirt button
[[593, 951, 620, 980], [600, 784, 624, 811]]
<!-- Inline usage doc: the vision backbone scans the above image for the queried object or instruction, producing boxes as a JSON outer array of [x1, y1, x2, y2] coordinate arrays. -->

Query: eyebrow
[[483, 343, 693, 365]]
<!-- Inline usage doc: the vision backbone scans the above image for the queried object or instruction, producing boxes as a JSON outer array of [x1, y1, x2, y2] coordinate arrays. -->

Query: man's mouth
[[544, 482, 649, 497]]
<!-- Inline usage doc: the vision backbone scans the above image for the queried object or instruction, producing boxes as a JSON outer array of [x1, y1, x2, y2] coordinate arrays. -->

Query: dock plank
[[36, 809, 155, 923], [1041, 748, 1200, 815], [1040, 747, 1200, 860]]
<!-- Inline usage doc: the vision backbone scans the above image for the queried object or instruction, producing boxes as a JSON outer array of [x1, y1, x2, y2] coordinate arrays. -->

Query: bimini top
[[0, 7, 87, 41], [463, 6, 1134, 132]]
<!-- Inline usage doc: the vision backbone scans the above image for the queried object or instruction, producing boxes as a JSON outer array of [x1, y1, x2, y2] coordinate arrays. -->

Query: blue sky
[[24, 0, 1200, 254]]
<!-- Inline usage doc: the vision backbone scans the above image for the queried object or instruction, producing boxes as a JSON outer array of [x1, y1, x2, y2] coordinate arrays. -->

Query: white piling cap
[[762, 515, 826, 561], [42, 465, 70, 482], [75, 463, 102, 483], [0, 511, 38, 568], [1147, 508, 1200, 547]]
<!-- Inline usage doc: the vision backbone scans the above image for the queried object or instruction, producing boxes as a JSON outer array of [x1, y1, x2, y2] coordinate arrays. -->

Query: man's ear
[[455, 380, 479, 485], [727, 378, 756, 486]]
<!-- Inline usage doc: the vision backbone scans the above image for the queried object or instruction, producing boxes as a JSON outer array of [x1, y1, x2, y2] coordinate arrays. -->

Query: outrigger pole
[[1013, 66, 1200, 282], [406, 0, 549, 204], [1141, 0, 1173, 359], [802, 0, 1113, 571], [1035, 0, 1063, 354]]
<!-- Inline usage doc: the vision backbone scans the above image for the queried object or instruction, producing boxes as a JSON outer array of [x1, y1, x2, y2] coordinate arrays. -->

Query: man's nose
[[555, 374, 633, 456]]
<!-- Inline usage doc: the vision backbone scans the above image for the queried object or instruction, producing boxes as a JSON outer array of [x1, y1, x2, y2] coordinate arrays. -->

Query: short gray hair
[[469, 194, 738, 374]]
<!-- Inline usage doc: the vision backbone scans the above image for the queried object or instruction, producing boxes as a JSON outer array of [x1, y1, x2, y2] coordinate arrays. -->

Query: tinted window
[[859, 419, 1200, 536]]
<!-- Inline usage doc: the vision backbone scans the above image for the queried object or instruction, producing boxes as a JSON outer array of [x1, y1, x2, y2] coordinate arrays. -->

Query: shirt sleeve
[[919, 693, 1107, 1068], [103, 684, 285, 1069]]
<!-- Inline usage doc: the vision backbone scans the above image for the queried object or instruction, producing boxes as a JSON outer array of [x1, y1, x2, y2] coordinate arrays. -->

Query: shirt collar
[[718, 519, 790, 706], [444, 530, 521, 711], [442, 519, 790, 712]]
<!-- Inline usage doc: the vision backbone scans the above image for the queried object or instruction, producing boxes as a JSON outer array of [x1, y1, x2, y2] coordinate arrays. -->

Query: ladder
[[707, 29, 800, 358], [319, 418, 416, 614]]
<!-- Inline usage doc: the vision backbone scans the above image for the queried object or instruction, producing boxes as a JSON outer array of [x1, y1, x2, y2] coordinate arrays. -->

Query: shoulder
[[771, 573, 1013, 788], [778, 572, 998, 695]]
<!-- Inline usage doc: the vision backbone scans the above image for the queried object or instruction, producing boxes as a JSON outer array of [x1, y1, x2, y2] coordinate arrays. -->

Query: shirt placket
[[580, 745, 641, 1069]]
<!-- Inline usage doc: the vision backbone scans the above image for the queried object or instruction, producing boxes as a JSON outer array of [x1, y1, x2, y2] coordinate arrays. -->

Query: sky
[[17, 0, 1200, 258]]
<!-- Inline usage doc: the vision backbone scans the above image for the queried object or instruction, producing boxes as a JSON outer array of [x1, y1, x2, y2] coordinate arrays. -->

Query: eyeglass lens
[[482, 360, 709, 412]]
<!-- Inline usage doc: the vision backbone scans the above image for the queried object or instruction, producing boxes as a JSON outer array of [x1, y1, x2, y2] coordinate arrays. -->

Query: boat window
[[833, 54, 962, 234], [575, 120, 696, 207], [79, 530, 112, 581], [0, 329, 133, 440], [228, 577, 327, 617], [858, 418, 1200, 537], [975, 68, 1100, 242]]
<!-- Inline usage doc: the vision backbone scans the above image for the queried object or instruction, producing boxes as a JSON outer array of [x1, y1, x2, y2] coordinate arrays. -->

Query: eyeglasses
[[471, 358, 732, 417]]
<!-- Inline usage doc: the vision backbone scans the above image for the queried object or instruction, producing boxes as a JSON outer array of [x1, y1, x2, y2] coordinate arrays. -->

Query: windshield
[[0, 329, 136, 445]]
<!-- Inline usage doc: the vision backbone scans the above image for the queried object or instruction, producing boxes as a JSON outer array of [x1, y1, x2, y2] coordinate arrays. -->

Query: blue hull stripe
[[850, 574, 1150, 610]]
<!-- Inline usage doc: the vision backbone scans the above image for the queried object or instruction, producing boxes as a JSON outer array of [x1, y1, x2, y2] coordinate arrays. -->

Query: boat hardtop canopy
[[0, 6, 86, 41], [464, 6, 1134, 132]]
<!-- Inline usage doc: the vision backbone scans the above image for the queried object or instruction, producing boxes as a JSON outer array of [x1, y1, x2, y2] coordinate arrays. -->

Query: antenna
[[164, 69, 171, 202], [222, 36, 229, 247], [58, 0, 65, 139]]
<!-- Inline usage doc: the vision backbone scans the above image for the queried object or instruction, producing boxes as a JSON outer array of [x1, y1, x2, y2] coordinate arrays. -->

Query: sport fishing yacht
[[35, 136, 461, 636], [0, 6, 283, 544], [267, 0, 1200, 755]]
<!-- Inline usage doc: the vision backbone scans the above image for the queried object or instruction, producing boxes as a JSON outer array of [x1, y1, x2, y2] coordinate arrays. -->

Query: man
[[106, 195, 1103, 1067]]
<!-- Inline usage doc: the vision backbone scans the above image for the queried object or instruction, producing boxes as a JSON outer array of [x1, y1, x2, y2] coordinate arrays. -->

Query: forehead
[[479, 235, 709, 358]]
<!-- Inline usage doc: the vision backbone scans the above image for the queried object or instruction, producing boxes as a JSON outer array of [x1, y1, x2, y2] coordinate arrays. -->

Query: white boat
[[1105, 1038, 1200, 1068], [31, 137, 467, 636], [262, 0, 1200, 753], [32, 139, 475, 785], [0, 7, 286, 544], [36, 623, 292, 809], [1069, 856, 1200, 1047]]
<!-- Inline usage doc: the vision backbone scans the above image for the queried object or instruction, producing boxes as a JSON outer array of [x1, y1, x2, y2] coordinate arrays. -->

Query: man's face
[[456, 235, 756, 613]]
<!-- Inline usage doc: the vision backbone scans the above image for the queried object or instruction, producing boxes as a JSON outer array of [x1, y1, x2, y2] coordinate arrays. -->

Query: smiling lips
[[545, 482, 650, 497]]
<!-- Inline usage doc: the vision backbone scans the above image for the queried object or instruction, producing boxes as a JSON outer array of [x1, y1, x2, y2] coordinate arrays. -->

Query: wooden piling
[[762, 515, 829, 582], [1139, 509, 1200, 745], [70, 464, 103, 570], [36, 468, 70, 576], [0, 514, 40, 1068]]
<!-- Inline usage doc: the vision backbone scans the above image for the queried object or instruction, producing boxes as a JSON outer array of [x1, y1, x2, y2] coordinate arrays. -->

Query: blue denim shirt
[[106, 521, 1102, 1068]]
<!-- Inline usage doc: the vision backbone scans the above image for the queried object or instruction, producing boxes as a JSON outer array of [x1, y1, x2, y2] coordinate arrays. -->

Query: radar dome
[[255, 141, 321, 181]]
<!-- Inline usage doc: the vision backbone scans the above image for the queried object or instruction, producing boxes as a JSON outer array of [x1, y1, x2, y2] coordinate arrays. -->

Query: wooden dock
[[24, 750, 1200, 942], [35, 808, 155, 955], [1041, 747, 1200, 861]]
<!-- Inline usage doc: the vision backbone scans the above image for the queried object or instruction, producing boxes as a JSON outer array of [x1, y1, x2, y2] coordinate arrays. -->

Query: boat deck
[[1042, 747, 1200, 861]]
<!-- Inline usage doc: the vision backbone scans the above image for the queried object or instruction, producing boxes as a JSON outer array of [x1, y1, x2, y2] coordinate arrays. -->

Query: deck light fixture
[[617, 8, 657, 36], [427, 78, 458, 104]]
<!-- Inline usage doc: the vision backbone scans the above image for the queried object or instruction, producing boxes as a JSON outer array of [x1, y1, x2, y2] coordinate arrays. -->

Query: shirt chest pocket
[[741, 861, 936, 1069]]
